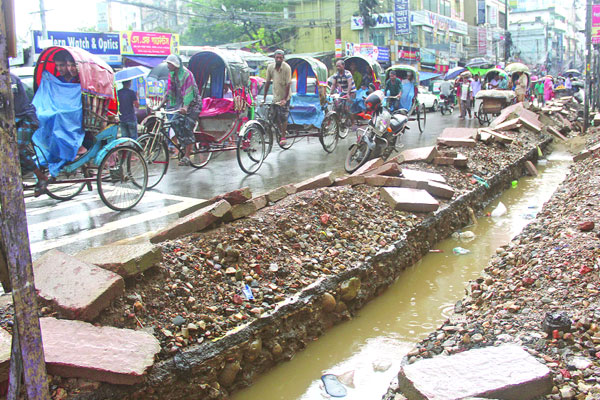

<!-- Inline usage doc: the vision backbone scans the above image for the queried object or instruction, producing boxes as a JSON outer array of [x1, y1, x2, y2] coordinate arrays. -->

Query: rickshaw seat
[[288, 93, 324, 128], [199, 97, 236, 118]]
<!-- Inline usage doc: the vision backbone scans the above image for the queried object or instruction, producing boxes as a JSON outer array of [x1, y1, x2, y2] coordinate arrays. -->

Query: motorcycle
[[344, 90, 409, 173], [439, 90, 455, 115]]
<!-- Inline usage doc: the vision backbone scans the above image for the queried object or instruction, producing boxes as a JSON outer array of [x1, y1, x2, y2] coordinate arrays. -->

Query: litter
[[321, 374, 347, 397], [453, 247, 471, 255], [491, 202, 507, 217]]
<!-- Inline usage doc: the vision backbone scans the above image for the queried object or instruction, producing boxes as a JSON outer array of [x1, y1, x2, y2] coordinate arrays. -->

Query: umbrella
[[115, 66, 150, 83], [444, 66, 467, 81], [505, 63, 530, 74], [465, 57, 493, 68], [148, 62, 171, 81], [564, 69, 582, 76]]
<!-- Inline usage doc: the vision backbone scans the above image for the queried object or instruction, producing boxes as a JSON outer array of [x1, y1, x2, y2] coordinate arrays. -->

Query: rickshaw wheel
[[45, 169, 87, 201], [137, 134, 169, 189], [187, 143, 213, 169], [319, 114, 339, 153], [276, 128, 295, 150], [477, 103, 490, 125], [236, 121, 266, 175], [257, 118, 274, 158], [337, 112, 352, 139], [417, 104, 426, 133], [97, 146, 148, 211], [344, 140, 371, 173]]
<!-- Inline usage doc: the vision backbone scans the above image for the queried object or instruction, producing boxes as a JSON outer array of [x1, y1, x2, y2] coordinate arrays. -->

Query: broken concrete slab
[[75, 242, 162, 278], [573, 150, 592, 162], [150, 200, 231, 243], [401, 168, 446, 183], [425, 181, 455, 199], [399, 146, 438, 163], [524, 160, 538, 176], [398, 344, 552, 400], [519, 116, 542, 133], [439, 128, 477, 139], [380, 187, 439, 213], [365, 176, 405, 187], [477, 130, 492, 143], [294, 171, 334, 192], [351, 158, 384, 176], [432, 157, 455, 166], [34, 250, 125, 321], [436, 138, 477, 148], [41, 317, 160, 385], [0, 328, 10, 382], [368, 162, 401, 177], [546, 126, 567, 141], [495, 118, 521, 131], [384, 153, 405, 165], [265, 186, 288, 203], [334, 175, 366, 186]]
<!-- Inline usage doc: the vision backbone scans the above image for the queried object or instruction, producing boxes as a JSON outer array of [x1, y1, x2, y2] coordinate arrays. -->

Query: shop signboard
[[593, 5, 600, 44], [398, 46, 420, 62], [33, 30, 121, 65], [120, 31, 180, 56], [377, 46, 390, 62], [478, 27, 488, 55], [335, 39, 343, 58], [351, 13, 395, 30], [477, 0, 486, 25], [410, 10, 468, 35], [394, 0, 410, 35]]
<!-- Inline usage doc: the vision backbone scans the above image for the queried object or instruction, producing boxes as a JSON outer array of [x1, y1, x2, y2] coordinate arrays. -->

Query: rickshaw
[[344, 54, 383, 91], [385, 65, 426, 133], [25, 46, 148, 211], [257, 55, 339, 153], [138, 48, 267, 187], [482, 68, 507, 90]]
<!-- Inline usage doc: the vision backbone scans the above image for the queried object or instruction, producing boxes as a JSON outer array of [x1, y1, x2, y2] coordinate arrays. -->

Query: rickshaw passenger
[[399, 71, 416, 111], [385, 71, 401, 111], [66, 54, 80, 84], [54, 52, 72, 83], [263, 50, 292, 146], [498, 75, 509, 90], [165, 54, 202, 167], [348, 63, 362, 89]]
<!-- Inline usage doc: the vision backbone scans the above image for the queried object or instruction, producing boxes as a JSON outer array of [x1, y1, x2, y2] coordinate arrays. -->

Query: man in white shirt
[[459, 77, 472, 119]]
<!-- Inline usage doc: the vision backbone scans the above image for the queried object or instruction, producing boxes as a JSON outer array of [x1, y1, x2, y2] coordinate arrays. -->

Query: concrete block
[[150, 200, 231, 243], [294, 171, 334, 192], [425, 181, 455, 199], [401, 168, 446, 183], [524, 160, 538, 176], [251, 195, 267, 210], [439, 128, 477, 139], [385, 153, 405, 165], [284, 184, 297, 195], [433, 157, 455, 166], [436, 138, 477, 148], [399, 146, 438, 163], [477, 130, 492, 143], [398, 179, 430, 190], [398, 344, 552, 400], [34, 250, 125, 321], [41, 317, 160, 385], [351, 158, 384, 176], [265, 186, 288, 203], [365, 176, 405, 187], [334, 175, 366, 186], [495, 118, 521, 131], [454, 153, 468, 167], [519, 116, 542, 133], [379, 187, 439, 213], [75, 242, 162, 278]]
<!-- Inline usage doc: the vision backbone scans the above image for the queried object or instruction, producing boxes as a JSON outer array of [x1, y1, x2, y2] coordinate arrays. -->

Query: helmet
[[365, 90, 384, 111]]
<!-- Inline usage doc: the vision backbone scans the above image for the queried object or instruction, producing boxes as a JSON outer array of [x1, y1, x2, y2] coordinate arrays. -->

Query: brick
[[265, 186, 288, 203], [401, 168, 446, 183], [284, 184, 297, 195], [495, 118, 521, 131], [210, 187, 252, 206], [251, 195, 267, 210], [367, 162, 401, 177], [75, 242, 162, 278], [41, 317, 160, 385], [398, 344, 552, 400], [425, 181, 455, 199], [399, 146, 438, 163], [519, 116, 542, 133], [454, 153, 468, 167], [439, 128, 477, 139], [379, 187, 439, 213], [34, 250, 125, 321], [225, 201, 258, 221], [433, 157, 455, 166], [294, 171, 334, 192], [334, 175, 366, 186], [0, 329, 10, 382], [436, 138, 476, 147], [525, 160, 538, 176], [546, 126, 567, 141], [150, 200, 231, 243], [351, 158, 384, 176], [573, 150, 592, 162]]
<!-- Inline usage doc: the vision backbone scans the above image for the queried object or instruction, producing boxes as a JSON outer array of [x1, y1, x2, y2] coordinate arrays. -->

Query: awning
[[419, 71, 442, 82], [123, 56, 165, 68]]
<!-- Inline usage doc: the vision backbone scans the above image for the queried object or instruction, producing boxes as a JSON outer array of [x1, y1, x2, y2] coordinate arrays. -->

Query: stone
[[368, 162, 402, 177], [150, 200, 231, 243], [265, 186, 288, 203], [41, 317, 160, 385], [380, 187, 439, 213], [284, 184, 297, 195], [294, 171, 334, 192], [425, 181, 455, 200], [546, 126, 567, 141], [0, 328, 10, 382], [578, 221, 594, 232], [437, 138, 477, 148], [211, 187, 252, 206], [399, 146, 438, 163], [172, 315, 186, 326], [351, 158, 384, 176], [398, 344, 552, 400], [322, 293, 336, 312], [246, 339, 262, 362], [401, 168, 446, 183], [251, 195, 267, 210], [340, 277, 361, 302], [439, 128, 477, 139], [525, 160, 538, 177], [34, 250, 124, 321], [219, 360, 241, 387], [75, 242, 162, 278], [334, 175, 366, 186], [488, 130, 515, 144], [225, 201, 258, 221]]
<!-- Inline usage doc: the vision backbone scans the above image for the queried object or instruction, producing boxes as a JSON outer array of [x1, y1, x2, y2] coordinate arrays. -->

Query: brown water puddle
[[232, 149, 571, 400]]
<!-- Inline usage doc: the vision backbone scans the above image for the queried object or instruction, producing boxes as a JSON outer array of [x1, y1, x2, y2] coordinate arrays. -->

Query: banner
[[120, 31, 180, 56], [593, 5, 600, 44], [410, 10, 468, 35], [351, 13, 395, 30], [377, 46, 390, 62], [33, 30, 121, 65], [398, 46, 420, 62], [335, 39, 343, 58], [477, 0, 486, 25], [489, 6, 498, 26], [394, 0, 410, 35], [478, 27, 487, 55]]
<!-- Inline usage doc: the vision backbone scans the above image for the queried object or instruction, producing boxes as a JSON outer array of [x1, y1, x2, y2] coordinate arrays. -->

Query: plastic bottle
[[453, 247, 471, 255]]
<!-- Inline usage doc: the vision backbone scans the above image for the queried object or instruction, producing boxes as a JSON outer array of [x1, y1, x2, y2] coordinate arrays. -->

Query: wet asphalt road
[[26, 110, 479, 259]]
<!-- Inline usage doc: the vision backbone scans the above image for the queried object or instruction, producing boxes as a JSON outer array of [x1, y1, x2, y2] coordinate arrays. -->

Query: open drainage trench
[[232, 148, 572, 400]]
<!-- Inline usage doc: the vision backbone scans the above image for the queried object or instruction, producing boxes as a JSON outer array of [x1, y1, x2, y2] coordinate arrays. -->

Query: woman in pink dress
[[544, 76, 554, 102]]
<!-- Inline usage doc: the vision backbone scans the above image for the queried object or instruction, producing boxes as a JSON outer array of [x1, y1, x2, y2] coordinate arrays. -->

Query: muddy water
[[232, 150, 572, 400]]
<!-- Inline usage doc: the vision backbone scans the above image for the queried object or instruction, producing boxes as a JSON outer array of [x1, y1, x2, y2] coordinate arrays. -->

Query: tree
[[181, 0, 296, 51]]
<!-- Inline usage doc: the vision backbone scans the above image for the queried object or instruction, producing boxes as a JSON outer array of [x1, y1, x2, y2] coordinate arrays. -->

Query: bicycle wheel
[[337, 111, 352, 139], [477, 103, 489, 125], [137, 134, 169, 189], [97, 146, 147, 211], [276, 127, 295, 150], [46, 169, 87, 201], [319, 114, 339, 153], [258, 119, 274, 158], [187, 142, 212, 169], [237, 121, 266, 175], [344, 140, 371, 173], [417, 104, 426, 133]]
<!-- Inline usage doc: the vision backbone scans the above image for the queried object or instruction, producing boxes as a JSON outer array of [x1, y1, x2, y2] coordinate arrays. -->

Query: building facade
[[463, 0, 508, 63]]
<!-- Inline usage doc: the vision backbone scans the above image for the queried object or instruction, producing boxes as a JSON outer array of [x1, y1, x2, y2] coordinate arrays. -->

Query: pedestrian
[[165, 54, 202, 166], [263, 50, 292, 146], [471, 74, 481, 112], [515, 73, 528, 103], [455, 77, 462, 115], [11, 73, 48, 196], [117, 80, 139, 140], [384, 70, 401, 111], [544, 76, 554, 103], [565, 74, 573, 95], [534, 80, 545, 106], [459, 77, 472, 119]]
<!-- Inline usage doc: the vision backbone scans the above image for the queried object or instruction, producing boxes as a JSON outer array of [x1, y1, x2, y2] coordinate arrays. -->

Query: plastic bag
[[453, 247, 471, 255], [491, 202, 507, 217]]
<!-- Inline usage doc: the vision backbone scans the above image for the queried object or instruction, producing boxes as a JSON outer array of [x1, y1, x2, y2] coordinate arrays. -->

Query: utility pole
[[0, 1, 50, 399], [335, 0, 341, 45], [504, 0, 509, 61], [39, 0, 47, 40], [584, 0, 592, 130]]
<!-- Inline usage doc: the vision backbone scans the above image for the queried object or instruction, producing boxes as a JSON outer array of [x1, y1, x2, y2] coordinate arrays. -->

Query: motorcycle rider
[[384, 71, 401, 111]]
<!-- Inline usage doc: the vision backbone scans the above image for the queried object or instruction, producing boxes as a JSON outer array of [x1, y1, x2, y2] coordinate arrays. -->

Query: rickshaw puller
[[263, 50, 292, 146]]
